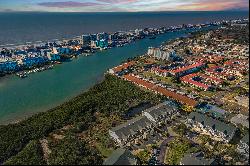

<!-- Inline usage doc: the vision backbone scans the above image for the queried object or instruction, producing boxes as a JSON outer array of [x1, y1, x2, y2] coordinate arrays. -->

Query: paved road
[[158, 136, 175, 164]]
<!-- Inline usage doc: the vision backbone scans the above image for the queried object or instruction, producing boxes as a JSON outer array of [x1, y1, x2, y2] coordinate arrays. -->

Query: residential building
[[81, 35, 91, 46], [237, 133, 249, 159], [0, 61, 19, 72], [142, 101, 178, 124], [170, 62, 205, 77], [96, 39, 108, 49], [90, 34, 97, 41], [109, 101, 178, 146], [97, 32, 109, 40], [196, 103, 227, 119], [123, 74, 198, 107], [109, 116, 153, 146], [103, 148, 138, 165], [181, 73, 212, 91], [147, 47, 177, 61], [230, 114, 249, 129], [57, 47, 71, 55], [111, 61, 135, 74], [205, 66, 234, 80], [22, 56, 48, 68], [234, 96, 249, 108], [186, 112, 237, 143], [180, 152, 217, 165]]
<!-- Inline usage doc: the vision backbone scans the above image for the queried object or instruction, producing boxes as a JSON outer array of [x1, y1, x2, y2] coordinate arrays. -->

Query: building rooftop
[[230, 114, 249, 129], [241, 133, 249, 145], [180, 152, 216, 165], [234, 96, 249, 108], [197, 104, 226, 119], [199, 73, 223, 83], [188, 112, 237, 139], [123, 74, 198, 107], [170, 62, 204, 74], [113, 61, 135, 73], [103, 148, 137, 165], [143, 101, 178, 121], [110, 115, 153, 140], [181, 74, 210, 89]]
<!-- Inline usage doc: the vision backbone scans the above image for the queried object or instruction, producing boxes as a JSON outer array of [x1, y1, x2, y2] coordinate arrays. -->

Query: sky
[[0, 0, 249, 12]]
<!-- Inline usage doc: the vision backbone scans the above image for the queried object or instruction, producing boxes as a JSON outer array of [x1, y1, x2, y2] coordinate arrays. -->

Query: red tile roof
[[152, 67, 169, 73], [170, 62, 204, 74], [113, 61, 135, 72], [123, 74, 197, 107], [205, 66, 231, 77], [199, 74, 223, 83], [181, 74, 210, 90]]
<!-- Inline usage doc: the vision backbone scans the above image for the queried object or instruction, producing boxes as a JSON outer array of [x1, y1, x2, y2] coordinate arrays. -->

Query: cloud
[[0, 0, 249, 12], [177, 0, 249, 11], [97, 0, 137, 4], [37, 1, 102, 8]]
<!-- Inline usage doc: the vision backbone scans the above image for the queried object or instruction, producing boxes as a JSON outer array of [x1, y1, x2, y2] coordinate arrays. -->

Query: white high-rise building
[[147, 47, 176, 61]]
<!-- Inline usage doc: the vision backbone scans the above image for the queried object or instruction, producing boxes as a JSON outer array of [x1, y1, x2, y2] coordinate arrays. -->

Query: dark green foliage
[[173, 123, 188, 136], [4, 140, 46, 165], [48, 134, 102, 165], [166, 138, 191, 165], [0, 74, 162, 164]]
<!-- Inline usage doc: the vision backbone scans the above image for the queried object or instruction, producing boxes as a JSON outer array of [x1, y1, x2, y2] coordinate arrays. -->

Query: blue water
[[0, 11, 248, 45], [0, 27, 211, 124], [0, 11, 248, 124]]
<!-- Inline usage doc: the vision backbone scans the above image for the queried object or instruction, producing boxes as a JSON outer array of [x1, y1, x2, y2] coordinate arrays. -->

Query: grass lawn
[[165, 137, 191, 165], [143, 72, 174, 84], [198, 90, 215, 98], [95, 143, 114, 158]]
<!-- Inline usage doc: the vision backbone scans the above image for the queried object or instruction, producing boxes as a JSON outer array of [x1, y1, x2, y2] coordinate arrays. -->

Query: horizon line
[[0, 10, 249, 13]]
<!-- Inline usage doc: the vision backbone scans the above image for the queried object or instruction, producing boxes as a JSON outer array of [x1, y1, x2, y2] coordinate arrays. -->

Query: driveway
[[158, 136, 175, 164]]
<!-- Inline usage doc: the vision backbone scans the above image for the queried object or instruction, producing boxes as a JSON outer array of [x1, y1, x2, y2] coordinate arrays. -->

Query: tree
[[137, 150, 150, 165], [181, 105, 194, 113], [0, 74, 163, 164], [48, 134, 103, 165], [4, 140, 46, 165], [173, 123, 188, 136]]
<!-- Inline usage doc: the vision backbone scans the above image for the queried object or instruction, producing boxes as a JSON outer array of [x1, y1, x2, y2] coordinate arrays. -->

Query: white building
[[147, 47, 176, 61]]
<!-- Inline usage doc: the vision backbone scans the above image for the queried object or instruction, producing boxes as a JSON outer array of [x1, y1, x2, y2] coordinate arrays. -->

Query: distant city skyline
[[0, 0, 249, 12]]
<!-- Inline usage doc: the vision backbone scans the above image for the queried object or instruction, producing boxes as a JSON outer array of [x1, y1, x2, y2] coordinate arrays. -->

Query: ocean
[[0, 11, 248, 46], [0, 11, 248, 124]]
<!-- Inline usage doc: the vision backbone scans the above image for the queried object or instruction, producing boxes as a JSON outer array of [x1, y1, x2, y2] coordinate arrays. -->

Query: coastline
[[0, 73, 106, 125], [0, 17, 248, 165], [0, 11, 248, 46], [0, 27, 210, 124], [0, 25, 221, 125], [1, 17, 245, 125]]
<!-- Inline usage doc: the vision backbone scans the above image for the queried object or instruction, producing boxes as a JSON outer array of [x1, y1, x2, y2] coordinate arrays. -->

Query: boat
[[16, 73, 27, 78], [55, 61, 62, 64], [20, 74, 27, 78]]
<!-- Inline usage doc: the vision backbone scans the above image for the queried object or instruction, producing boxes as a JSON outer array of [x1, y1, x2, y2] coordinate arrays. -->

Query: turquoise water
[[0, 28, 212, 124]]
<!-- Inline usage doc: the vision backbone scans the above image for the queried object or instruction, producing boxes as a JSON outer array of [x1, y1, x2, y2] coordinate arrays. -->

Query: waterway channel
[[0, 27, 215, 124]]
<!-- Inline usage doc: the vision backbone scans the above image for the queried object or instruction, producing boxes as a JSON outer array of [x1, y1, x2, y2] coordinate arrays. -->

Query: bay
[[0, 11, 248, 124], [0, 27, 215, 124]]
